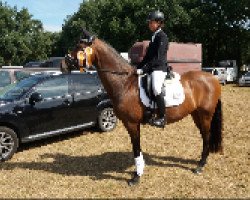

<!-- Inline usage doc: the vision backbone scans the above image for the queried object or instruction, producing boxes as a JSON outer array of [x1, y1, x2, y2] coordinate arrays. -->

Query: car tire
[[97, 107, 117, 132], [0, 126, 19, 162]]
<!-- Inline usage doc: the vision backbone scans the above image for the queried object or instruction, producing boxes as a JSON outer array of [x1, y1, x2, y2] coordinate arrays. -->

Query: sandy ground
[[0, 84, 249, 198]]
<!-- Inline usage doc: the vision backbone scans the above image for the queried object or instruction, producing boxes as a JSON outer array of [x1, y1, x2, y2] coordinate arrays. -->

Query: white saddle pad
[[138, 72, 185, 108]]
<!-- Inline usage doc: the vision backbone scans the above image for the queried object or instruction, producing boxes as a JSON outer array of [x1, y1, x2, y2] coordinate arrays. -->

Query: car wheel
[[0, 127, 19, 162], [98, 107, 117, 132]]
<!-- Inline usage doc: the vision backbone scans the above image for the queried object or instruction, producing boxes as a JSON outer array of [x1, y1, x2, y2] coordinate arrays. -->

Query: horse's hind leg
[[191, 111, 212, 174]]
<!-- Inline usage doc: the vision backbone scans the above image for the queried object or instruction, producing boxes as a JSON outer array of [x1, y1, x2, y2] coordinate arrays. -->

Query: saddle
[[141, 71, 175, 102], [139, 71, 185, 109]]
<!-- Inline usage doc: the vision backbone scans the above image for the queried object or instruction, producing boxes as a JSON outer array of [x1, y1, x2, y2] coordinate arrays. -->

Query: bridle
[[66, 46, 135, 76], [96, 68, 132, 75]]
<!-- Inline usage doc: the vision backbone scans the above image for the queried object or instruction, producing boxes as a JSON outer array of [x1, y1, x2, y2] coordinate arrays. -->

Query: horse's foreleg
[[123, 121, 144, 186]]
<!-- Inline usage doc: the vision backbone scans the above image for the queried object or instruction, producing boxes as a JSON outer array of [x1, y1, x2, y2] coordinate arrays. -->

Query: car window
[[0, 77, 38, 100], [69, 74, 98, 93], [213, 69, 219, 75], [14, 71, 31, 81], [245, 72, 250, 77], [203, 69, 212, 73], [0, 71, 11, 87], [24, 62, 42, 68], [34, 76, 69, 99]]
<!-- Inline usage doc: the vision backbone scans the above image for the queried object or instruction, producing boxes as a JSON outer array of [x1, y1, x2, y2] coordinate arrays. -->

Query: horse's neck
[[94, 40, 135, 102]]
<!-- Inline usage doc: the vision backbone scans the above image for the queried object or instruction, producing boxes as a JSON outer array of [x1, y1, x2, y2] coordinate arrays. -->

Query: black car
[[24, 61, 44, 68], [0, 72, 117, 161]]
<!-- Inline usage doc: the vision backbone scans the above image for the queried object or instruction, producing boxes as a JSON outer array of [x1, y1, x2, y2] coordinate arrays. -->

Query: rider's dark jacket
[[137, 29, 169, 74]]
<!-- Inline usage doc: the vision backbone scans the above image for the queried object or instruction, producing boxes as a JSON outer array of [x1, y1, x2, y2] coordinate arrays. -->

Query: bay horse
[[62, 30, 223, 186]]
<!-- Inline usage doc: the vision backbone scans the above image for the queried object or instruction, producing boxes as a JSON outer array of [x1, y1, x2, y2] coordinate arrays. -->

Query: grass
[[0, 84, 249, 198]]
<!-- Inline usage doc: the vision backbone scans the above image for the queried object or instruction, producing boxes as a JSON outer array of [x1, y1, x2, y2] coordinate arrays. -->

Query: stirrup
[[150, 116, 166, 128]]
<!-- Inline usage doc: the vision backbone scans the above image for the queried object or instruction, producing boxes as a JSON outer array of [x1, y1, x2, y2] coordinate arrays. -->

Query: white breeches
[[151, 71, 168, 96]]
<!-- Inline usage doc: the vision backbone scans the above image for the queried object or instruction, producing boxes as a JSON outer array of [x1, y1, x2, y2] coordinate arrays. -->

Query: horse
[[62, 30, 223, 186]]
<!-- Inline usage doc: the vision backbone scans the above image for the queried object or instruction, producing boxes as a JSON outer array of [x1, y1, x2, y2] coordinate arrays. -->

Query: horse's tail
[[209, 98, 223, 153]]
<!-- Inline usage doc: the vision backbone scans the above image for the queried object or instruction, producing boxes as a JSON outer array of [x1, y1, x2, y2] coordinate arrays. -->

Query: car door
[[22, 75, 73, 135], [68, 74, 100, 126]]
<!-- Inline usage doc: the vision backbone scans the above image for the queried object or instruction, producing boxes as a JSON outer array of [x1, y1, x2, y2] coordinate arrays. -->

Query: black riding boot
[[151, 93, 166, 128], [142, 107, 153, 124]]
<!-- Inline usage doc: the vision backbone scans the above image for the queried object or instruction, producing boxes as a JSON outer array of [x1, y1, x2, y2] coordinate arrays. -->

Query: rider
[[136, 10, 169, 128]]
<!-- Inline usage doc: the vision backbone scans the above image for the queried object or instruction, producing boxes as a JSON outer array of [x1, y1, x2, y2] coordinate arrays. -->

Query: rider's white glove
[[137, 69, 143, 75]]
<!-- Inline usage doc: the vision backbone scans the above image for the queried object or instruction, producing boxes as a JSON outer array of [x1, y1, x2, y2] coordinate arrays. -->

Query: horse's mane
[[96, 39, 134, 70], [95, 38, 137, 90]]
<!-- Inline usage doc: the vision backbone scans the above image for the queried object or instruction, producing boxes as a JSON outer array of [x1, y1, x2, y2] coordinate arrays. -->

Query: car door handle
[[13, 106, 24, 114], [14, 109, 23, 114]]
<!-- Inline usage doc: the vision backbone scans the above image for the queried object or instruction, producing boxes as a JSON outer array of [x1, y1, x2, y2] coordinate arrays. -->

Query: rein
[[66, 57, 133, 75], [97, 68, 132, 75]]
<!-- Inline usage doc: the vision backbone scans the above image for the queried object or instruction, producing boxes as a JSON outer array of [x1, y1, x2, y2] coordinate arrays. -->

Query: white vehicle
[[218, 60, 238, 83], [120, 52, 130, 63], [226, 67, 237, 82], [202, 67, 227, 85], [238, 71, 250, 86]]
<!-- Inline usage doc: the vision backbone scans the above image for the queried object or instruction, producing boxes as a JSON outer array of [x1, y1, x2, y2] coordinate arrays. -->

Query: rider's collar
[[152, 28, 161, 42]]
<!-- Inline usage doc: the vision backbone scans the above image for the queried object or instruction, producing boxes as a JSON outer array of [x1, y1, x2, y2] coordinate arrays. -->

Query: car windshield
[[0, 76, 40, 101]]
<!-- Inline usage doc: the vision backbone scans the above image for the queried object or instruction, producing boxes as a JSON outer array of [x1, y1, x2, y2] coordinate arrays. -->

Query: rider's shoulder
[[156, 30, 168, 38]]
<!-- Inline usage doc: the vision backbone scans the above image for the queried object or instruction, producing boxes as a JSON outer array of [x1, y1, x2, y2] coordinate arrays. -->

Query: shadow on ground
[[1, 151, 197, 182]]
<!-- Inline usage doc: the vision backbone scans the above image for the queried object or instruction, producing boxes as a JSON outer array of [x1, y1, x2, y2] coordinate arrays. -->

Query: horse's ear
[[81, 28, 95, 44], [82, 28, 92, 38]]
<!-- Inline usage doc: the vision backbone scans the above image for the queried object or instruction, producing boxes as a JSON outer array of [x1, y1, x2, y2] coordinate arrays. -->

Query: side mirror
[[29, 92, 42, 104]]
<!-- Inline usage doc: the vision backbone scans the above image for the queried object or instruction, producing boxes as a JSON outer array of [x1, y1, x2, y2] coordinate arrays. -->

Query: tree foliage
[[0, 1, 56, 65], [60, 0, 249, 66], [0, 0, 249, 66]]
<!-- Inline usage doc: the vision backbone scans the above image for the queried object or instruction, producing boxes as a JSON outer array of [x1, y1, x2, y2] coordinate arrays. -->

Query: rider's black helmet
[[147, 10, 165, 22]]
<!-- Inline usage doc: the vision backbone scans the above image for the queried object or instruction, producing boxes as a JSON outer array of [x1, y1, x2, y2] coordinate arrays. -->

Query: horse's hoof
[[128, 172, 140, 186], [192, 167, 203, 174]]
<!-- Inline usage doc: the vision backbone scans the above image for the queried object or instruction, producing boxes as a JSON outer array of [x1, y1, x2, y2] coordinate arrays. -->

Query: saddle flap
[[139, 72, 185, 108], [141, 75, 154, 101]]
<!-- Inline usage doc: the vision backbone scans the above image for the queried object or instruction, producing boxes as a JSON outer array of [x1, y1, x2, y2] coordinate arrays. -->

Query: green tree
[[0, 2, 16, 65], [178, 0, 249, 66], [60, 0, 189, 52], [63, 0, 249, 66], [0, 1, 56, 66]]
